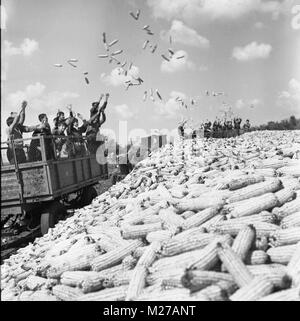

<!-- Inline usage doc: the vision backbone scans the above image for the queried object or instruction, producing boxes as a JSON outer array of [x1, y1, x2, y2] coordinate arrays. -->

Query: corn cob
[[23, 275, 48, 291], [138, 288, 196, 301], [76, 285, 128, 301], [171, 226, 211, 242], [146, 268, 185, 286], [125, 266, 148, 301], [195, 284, 227, 301], [108, 270, 134, 287], [121, 222, 162, 239], [286, 242, 300, 286], [227, 193, 279, 218], [91, 240, 143, 272], [246, 250, 269, 265], [227, 175, 265, 191], [277, 165, 300, 178], [227, 179, 281, 203], [133, 246, 147, 259], [161, 233, 218, 257], [280, 211, 300, 229], [217, 280, 239, 296], [228, 211, 275, 225], [216, 242, 254, 287], [60, 271, 102, 288], [146, 230, 173, 243], [182, 270, 234, 292], [270, 227, 300, 246], [267, 244, 297, 264], [181, 210, 196, 219], [258, 288, 300, 301], [200, 214, 226, 231], [249, 168, 276, 177], [213, 221, 279, 237], [182, 207, 220, 230], [273, 197, 300, 219], [26, 290, 60, 301], [246, 263, 287, 275], [159, 207, 185, 232], [280, 177, 300, 191], [231, 225, 257, 262], [229, 276, 274, 301], [52, 284, 83, 301], [275, 188, 296, 207], [174, 196, 225, 214]]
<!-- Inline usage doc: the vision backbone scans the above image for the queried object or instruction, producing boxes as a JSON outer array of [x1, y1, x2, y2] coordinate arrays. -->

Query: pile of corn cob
[[1, 130, 300, 301]]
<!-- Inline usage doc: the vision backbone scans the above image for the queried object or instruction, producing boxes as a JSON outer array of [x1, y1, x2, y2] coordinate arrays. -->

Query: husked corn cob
[[277, 165, 300, 178], [171, 226, 210, 242], [109, 270, 133, 287], [227, 175, 265, 191], [25, 290, 60, 301], [174, 196, 225, 214], [217, 280, 239, 296], [182, 271, 234, 292], [121, 222, 162, 239], [228, 211, 275, 225], [146, 230, 173, 243], [52, 284, 83, 301], [258, 288, 300, 301], [273, 197, 300, 219], [246, 250, 269, 265], [286, 242, 300, 286], [231, 225, 256, 262], [263, 272, 291, 290], [227, 193, 279, 218], [146, 268, 185, 286], [216, 242, 254, 287], [126, 266, 148, 300], [280, 211, 300, 229], [137, 241, 161, 268], [280, 177, 300, 191], [200, 214, 226, 231], [133, 246, 147, 259], [213, 221, 279, 237], [227, 179, 281, 204], [60, 271, 100, 287], [229, 276, 274, 301], [91, 240, 143, 272], [267, 244, 297, 264], [181, 210, 196, 219], [161, 233, 218, 257], [76, 285, 128, 301], [270, 227, 300, 246], [275, 188, 296, 207], [246, 264, 287, 276], [159, 208, 185, 232], [196, 284, 227, 301], [23, 275, 47, 291], [249, 168, 276, 177], [182, 207, 220, 230]]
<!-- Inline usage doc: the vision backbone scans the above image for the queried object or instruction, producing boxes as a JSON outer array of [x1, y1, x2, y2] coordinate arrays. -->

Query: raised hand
[[21, 101, 28, 109]]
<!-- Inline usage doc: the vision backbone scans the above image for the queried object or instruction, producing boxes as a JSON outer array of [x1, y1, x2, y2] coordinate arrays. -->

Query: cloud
[[161, 20, 210, 48], [101, 65, 140, 87], [114, 104, 135, 120], [277, 78, 300, 116], [154, 91, 186, 118], [253, 21, 265, 29], [1, 5, 7, 30], [161, 50, 195, 73], [5, 82, 79, 112], [147, 0, 290, 22], [232, 42, 272, 61], [3, 39, 39, 57]]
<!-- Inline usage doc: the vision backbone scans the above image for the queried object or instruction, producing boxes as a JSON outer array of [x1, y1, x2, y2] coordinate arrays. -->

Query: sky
[[1, 0, 300, 144]]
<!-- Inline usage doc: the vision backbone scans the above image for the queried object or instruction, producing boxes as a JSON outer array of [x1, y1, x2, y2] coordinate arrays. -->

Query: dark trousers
[[7, 148, 27, 165]]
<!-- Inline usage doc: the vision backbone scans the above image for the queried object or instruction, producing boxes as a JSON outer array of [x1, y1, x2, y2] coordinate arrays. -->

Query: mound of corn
[[1, 131, 300, 301]]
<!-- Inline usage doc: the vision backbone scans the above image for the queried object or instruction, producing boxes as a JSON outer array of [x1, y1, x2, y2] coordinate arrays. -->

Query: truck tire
[[40, 201, 66, 235], [80, 186, 98, 207]]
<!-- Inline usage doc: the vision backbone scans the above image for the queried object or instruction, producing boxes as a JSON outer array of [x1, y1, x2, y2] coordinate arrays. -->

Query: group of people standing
[[5, 94, 110, 165], [178, 117, 251, 139]]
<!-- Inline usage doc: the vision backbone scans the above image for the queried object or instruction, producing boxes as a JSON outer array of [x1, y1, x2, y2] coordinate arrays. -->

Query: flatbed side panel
[[75, 159, 84, 182], [1, 166, 50, 201]]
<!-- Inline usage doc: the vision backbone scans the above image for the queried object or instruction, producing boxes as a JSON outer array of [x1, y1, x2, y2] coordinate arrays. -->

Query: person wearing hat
[[6, 101, 44, 164]]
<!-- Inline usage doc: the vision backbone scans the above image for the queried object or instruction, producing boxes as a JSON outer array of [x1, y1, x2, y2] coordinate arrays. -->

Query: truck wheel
[[40, 201, 66, 235], [80, 186, 98, 207]]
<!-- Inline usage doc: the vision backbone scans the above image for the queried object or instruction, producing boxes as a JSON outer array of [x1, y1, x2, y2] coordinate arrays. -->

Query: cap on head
[[92, 102, 99, 107], [6, 117, 14, 126], [38, 113, 47, 122]]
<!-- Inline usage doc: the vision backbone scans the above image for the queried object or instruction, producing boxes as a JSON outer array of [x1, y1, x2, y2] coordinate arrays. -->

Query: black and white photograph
[[1, 0, 300, 304]]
